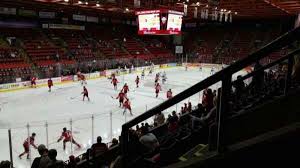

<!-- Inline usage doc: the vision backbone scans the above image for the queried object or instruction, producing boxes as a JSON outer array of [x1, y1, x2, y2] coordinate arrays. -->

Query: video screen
[[138, 14, 160, 34], [167, 14, 183, 32]]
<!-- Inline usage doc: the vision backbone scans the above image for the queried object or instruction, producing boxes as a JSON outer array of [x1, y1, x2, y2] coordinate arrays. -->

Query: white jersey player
[[210, 67, 215, 75], [162, 71, 167, 84]]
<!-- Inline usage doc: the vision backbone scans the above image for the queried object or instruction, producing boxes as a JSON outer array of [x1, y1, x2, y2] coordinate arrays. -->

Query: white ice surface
[[0, 66, 247, 167]]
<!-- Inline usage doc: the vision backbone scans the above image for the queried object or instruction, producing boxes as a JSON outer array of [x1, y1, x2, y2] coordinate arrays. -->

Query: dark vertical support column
[[285, 56, 294, 95], [121, 125, 129, 168], [8, 129, 13, 168], [217, 76, 231, 153]]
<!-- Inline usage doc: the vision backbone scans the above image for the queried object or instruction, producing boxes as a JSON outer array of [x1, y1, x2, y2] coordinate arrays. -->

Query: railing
[[120, 27, 300, 167]]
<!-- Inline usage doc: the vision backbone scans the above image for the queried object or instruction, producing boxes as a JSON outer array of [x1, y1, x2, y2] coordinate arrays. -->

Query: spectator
[[47, 149, 66, 168], [31, 144, 50, 168], [139, 127, 159, 152], [0, 161, 11, 168], [171, 111, 179, 122], [251, 61, 264, 93], [67, 155, 77, 168], [183, 103, 188, 113], [154, 111, 165, 126], [234, 75, 245, 99], [109, 138, 119, 149], [91, 136, 108, 157], [187, 102, 192, 113], [202, 88, 214, 112]]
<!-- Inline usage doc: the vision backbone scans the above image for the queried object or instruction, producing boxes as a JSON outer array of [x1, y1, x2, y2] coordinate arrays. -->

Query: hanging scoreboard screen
[[136, 10, 183, 35], [167, 13, 183, 32]]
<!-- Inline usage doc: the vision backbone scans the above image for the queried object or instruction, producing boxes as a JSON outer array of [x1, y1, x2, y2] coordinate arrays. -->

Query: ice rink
[[0, 66, 247, 167]]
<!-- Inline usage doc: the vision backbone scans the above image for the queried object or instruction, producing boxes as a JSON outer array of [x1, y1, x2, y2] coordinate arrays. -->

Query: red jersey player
[[155, 73, 159, 84], [82, 86, 90, 101], [48, 78, 53, 92], [122, 83, 129, 94], [116, 91, 126, 107], [57, 127, 81, 150], [111, 77, 118, 90], [135, 76, 140, 88], [123, 98, 133, 116], [31, 76, 37, 88], [155, 83, 162, 98], [167, 89, 173, 99], [19, 133, 37, 159], [77, 72, 86, 85]]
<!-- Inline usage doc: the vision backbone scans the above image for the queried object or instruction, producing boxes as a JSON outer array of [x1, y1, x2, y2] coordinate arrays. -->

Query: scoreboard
[[136, 10, 183, 35]]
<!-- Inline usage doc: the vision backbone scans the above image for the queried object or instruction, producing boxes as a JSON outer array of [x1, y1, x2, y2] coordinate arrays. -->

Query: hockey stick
[[70, 95, 81, 100]]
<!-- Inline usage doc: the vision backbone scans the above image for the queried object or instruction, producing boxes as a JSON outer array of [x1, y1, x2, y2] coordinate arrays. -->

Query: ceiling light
[[85, 1, 88, 5], [64, 0, 69, 2], [96, 3, 100, 7], [78, 1, 82, 4], [234, 12, 238, 15], [186, 0, 189, 3]]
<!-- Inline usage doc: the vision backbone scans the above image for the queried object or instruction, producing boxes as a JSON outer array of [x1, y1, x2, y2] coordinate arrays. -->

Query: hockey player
[[57, 127, 81, 150], [155, 83, 162, 98], [48, 78, 53, 92], [19, 133, 38, 159], [77, 72, 86, 85], [199, 63, 202, 72], [122, 83, 129, 95], [167, 89, 173, 99], [141, 69, 145, 79], [82, 86, 90, 101], [135, 76, 140, 88], [31, 76, 37, 88], [123, 98, 133, 116], [116, 91, 126, 107], [210, 67, 215, 75], [155, 73, 160, 84], [111, 77, 119, 90], [162, 71, 167, 84]]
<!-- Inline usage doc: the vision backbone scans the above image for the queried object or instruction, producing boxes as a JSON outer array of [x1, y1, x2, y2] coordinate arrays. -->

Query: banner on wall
[[39, 11, 55, 19], [42, 24, 85, 30], [73, 14, 86, 21], [175, 46, 183, 54], [194, 7, 198, 18], [0, 7, 16, 15], [184, 4, 188, 16], [86, 16, 99, 23], [185, 22, 197, 28], [18, 9, 37, 17], [295, 13, 300, 28], [134, 0, 140, 8]]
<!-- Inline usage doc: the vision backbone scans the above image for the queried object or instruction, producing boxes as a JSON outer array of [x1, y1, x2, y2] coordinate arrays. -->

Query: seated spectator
[[0, 161, 11, 168], [139, 127, 159, 153], [234, 75, 245, 99], [171, 111, 179, 122], [91, 136, 108, 157], [202, 88, 214, 112], [31, 144, 50, 168], [67, 155, 77, 168], [109, 138, 119, 149], [168, 117, 179, 133], [154, 111, 165, 126], [47, 149, 66, 168]]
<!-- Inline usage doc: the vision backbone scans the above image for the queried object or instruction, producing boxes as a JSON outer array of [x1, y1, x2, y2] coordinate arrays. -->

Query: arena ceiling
[[1, 0, 299, 19]]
